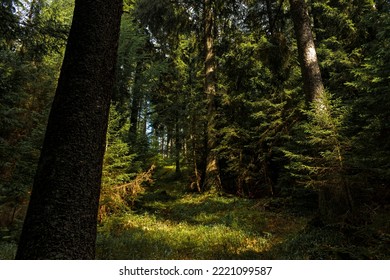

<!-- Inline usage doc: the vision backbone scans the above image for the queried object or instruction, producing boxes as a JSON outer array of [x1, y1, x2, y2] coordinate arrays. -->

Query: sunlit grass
[[4, 164, 386, 260], [1, 186, 386, 259], [96, 213, 269, 259], [95, 191, 307, 259]]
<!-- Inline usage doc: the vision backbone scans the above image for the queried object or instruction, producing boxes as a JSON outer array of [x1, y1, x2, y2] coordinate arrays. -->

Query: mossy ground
[[1, 165, 388, 260], [96, 190, 308, 259], [94, 165, 389, 260]]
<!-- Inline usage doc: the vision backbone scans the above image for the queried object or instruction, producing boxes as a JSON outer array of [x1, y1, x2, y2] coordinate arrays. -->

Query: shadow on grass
[[99, 173, 384, 260], [96, 189, 312, 260], [96, 219, 268, 260], [133, 190, 268, 236], [261, 224, 390, 260], [97, 212, 389, 260]]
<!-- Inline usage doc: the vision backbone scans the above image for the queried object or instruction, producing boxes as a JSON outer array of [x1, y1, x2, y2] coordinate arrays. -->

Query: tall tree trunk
[[200, 0, 221, 191], [16, 0, 122, 259], [129, 61, 143, 147], [289, 0, 353, 223], [175, 115, 181, 175], [289, 0, 325, 108]]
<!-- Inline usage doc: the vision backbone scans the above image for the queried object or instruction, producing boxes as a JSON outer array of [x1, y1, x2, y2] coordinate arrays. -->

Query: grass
[[0, 242, 17, 259], [95, 165, 390, 260], [95, 164, 310, 259], [95, 187, 390, 259], [95, 184, 309, 259], [1, 165, 388, 260], [0, 222, 21, 260]]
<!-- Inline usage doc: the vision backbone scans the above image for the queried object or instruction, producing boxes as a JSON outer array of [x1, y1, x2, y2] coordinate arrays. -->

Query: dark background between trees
[[1, 0, 389, 259]]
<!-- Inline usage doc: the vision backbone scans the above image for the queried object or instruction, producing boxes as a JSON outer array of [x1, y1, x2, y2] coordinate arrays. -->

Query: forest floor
[[0, 165, 389, 260], [95, 165, 390, 260]]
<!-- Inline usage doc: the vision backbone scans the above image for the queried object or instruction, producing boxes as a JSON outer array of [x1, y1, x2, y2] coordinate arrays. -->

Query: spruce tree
[[287, 0, 353, 223]]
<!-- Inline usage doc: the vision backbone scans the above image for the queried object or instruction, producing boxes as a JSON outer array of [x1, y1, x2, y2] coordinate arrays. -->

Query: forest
[[0, 0, 389, 259]]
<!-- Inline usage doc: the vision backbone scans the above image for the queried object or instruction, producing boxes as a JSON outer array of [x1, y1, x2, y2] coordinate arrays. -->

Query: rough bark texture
[[15, 0, 122, 259], [200, 0, 221, 191], [289, 0, 325, 107]]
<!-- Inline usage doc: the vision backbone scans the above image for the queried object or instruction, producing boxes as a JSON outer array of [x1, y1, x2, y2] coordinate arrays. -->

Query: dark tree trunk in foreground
[[289, 0, 353, 223], [16, 0, 122, 259]]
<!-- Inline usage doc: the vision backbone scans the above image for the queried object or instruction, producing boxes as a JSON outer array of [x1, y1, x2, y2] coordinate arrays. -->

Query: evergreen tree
[[287, 0, 354, 223], [344, 0, 390, 208], [0, 0, 73, 227]]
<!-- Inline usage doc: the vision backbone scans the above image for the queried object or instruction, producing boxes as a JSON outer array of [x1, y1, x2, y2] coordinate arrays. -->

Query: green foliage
[[99, 105, 146, 218], [103, 106, 138, 187], [0, 0, 73, 219], [215, 20, 302, 196], [282, 93, 348, 190], [1, 0, 389, 259], [343, 1, 390, 196]]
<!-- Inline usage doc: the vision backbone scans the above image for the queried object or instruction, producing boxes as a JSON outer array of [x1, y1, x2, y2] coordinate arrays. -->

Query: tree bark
[[289, 0, 325, 107], [289, 0, 353, 223], [199, 0, 221, 191], [16, 0, 122, 259], [175, 115, 181, 175], [129, 61, 143, 147]]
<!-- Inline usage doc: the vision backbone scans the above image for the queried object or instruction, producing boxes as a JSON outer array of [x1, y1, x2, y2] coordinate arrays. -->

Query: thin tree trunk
[[160, 131, 166, 157], [16, 0, 122, 259], [175, 116, 181, 175], [129, 61, 143, 146]]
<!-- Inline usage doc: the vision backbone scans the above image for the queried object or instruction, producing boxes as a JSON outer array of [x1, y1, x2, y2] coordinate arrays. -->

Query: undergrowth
[[95, 189, 308, 259], [95, 164, 389, 260], [1, 165, 388, 260]]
